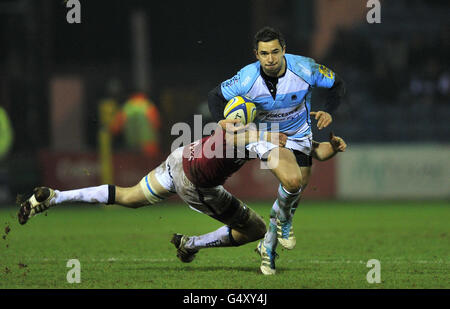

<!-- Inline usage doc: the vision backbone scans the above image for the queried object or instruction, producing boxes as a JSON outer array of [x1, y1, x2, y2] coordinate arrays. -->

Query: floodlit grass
[[0, 200, 448, 289]]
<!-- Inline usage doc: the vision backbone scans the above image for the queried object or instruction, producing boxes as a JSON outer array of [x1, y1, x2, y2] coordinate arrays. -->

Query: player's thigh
[[267, 147, 303, 191], [299, 166, 312, 188], [147, 169, 172, 197], [179, 184, 235, 220], [138, 165, 174, 204], [117, 166, 173, 206]]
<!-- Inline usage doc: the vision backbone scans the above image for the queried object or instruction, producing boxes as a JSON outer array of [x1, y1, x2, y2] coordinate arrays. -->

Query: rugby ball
[[223, 96, 256, 125]]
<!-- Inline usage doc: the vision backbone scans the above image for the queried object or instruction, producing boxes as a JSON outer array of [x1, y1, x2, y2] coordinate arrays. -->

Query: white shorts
[[246, 134, 313, 160], [142, 147, 249, 226]]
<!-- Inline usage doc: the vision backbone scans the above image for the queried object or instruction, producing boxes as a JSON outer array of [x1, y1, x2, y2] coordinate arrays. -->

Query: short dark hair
[[253, 26, 286, 50]]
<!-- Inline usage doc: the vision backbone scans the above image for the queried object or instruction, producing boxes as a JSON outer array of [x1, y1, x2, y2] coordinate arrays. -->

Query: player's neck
[[277, 57, 287, 77]]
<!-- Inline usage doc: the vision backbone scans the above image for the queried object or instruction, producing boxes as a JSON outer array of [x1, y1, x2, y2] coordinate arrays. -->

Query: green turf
[[0, 200, 448, 289]]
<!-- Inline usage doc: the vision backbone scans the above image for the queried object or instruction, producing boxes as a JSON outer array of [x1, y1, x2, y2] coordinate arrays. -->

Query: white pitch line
[[287, 259, 448, 264], [15, 258, 449, 264], [37, 257, 176, 263]]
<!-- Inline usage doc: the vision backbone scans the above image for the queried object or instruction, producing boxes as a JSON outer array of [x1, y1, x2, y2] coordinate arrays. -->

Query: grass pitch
[[0, 200, 448, 289]]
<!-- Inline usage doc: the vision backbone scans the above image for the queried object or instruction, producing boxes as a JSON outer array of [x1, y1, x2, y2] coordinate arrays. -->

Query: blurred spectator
[[437, 72, 449, 97], [109, 93, 161, 158], [408, 56, 447, 105], [0, 106, 13, 161], [0, 106, 13, 203]]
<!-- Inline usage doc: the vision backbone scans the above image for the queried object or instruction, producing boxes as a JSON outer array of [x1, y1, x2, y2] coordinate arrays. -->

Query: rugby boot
[[256, 240, 278, 275], [18, 187, 55, 225], [277, 218, 296, 250], [171, 233, 199, 263]]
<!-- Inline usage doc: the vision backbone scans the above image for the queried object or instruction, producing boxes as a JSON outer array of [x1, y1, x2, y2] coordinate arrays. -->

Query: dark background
[[0, 0, 449, 200]]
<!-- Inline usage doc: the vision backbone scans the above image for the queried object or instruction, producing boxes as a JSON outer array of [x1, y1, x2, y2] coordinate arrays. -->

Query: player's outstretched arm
[[208, 86, 228, 122], [312, 132, 347, 161], [325, 74, 346, 115]]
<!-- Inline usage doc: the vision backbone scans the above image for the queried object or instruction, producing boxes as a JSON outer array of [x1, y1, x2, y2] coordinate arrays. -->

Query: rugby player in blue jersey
[[208, 27, 346, 275]]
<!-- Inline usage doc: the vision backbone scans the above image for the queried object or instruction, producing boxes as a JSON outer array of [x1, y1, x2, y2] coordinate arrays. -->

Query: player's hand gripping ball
[[223, 96, 256, 125]]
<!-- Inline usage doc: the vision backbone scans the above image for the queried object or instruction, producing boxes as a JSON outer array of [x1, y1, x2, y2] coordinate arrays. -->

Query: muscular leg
[[263, 148, 311, 250], [50, 169, 172, 208], [116, 170, 172, 208], [290, 166, 311, 215], [229, 208, 267, 244], [299, 166, 311, 189], [183, 200, 267, 250], [18, 159, 175, 225], [268, 147, 303, 193], [115, 184, 148, 208], [268, 148, 311, 222]]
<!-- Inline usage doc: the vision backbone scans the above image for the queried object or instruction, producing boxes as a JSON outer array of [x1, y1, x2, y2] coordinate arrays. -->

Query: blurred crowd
[[325, 24, 449, 107], [315, 21, 450, 143]]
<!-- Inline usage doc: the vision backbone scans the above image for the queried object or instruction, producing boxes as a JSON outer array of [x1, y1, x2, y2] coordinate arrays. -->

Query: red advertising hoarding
[[38, 151, 336, 201]]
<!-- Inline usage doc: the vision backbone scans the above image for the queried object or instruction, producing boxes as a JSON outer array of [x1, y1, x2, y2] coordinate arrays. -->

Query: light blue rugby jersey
[[220, 53, 335, 139]]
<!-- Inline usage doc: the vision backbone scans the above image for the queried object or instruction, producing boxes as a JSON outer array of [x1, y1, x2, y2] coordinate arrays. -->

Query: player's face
[[255, 39, 286, 77]]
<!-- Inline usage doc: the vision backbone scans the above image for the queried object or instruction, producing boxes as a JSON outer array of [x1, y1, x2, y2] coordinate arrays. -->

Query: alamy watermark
[[366, 0, 381, 24], [170, 115, 282, 169], [66, 259, 81, 283], [366, 259, 381, 284], [66, 0, 81, 24], [63, 257, 381, 284]]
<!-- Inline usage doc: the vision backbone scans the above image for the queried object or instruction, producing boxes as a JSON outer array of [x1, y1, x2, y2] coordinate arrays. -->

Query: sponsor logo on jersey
[[257, 103, 304, 122], [222, 76, 239, 88], [188, 140, 200, 161]]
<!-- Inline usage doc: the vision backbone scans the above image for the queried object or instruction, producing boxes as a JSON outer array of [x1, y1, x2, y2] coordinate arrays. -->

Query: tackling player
[[18, 119, 287, 263], [18, 119, 345, 273], [208, 27, 346, 274]]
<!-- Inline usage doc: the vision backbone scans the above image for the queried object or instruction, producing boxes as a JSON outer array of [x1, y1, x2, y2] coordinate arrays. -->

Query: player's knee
[[245, 212, 266, 242], [282, 175, 302, 193]]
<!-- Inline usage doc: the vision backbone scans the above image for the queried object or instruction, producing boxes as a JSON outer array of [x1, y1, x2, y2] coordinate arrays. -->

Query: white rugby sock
[[275, 185, 302, 222], [263, 208, 278, 250], [51, 185, 111, 205], [290, 196, 301, 216], [185, 226, 236, 250]]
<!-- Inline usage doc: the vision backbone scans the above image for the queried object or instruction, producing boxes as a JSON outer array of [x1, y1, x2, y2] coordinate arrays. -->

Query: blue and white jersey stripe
[[221, 53, 335, 140]]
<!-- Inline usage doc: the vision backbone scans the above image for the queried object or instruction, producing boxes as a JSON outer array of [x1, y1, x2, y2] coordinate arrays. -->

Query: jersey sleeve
[[208, 86, 228, 122], [220, 62, 259, 100], [311, 63, 336, 89], [220, 70, 244, 101], [324, 74, 346, 114]]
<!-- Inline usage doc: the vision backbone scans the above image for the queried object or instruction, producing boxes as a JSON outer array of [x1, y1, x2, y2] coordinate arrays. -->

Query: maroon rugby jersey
[[182, 130, 250, 187]]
